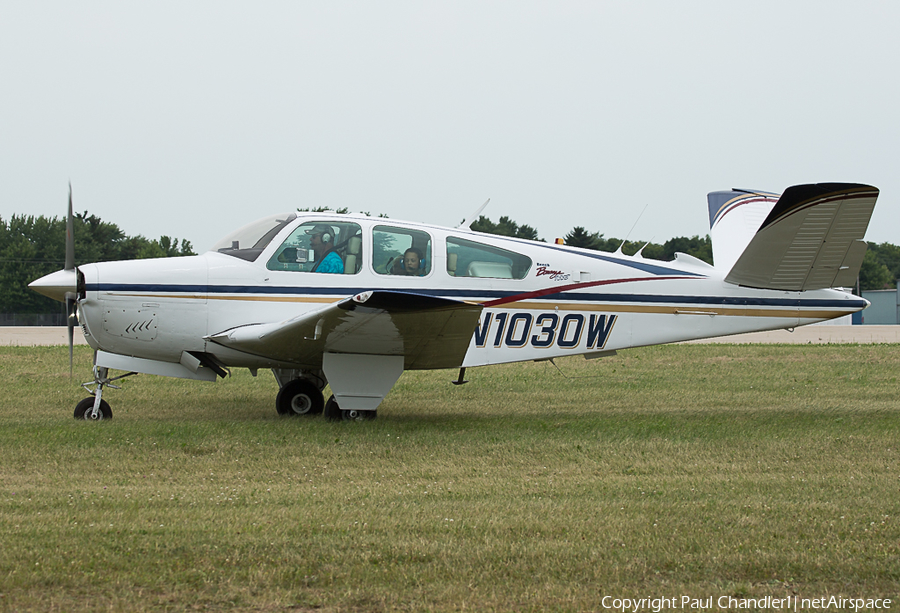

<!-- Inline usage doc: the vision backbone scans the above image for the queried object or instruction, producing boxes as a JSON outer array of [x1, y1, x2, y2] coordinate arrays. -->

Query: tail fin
[[708, 189, 780, 273], [714, 183, 878, 291]]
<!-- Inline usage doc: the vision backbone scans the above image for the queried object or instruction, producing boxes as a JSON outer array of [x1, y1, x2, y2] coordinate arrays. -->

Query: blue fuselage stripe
[[86, 283, 865, 310]]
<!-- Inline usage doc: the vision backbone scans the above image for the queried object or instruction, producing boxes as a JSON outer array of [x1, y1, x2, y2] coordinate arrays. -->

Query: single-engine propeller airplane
[[30, 183, 879, 421]]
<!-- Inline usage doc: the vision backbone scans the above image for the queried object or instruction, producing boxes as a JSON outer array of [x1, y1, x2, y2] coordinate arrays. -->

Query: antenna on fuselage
[[615, 203, 649, 255], [634, 238, 654, 259], [458, 198, 491, 230]]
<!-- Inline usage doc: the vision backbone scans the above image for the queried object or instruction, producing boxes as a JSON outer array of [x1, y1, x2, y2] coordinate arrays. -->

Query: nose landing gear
[[74, 366, 136, 421], [74, 396, 112, 420]]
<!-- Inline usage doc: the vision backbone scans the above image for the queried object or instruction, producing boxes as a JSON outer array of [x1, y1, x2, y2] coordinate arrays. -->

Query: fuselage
[[73, 212, 867, 372]]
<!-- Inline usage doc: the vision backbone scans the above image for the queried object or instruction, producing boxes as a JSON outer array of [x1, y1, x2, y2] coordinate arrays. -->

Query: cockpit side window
[[212, 213, 297, 262], [266, 221, 363, 275], [446, 236, 532, 279], [373, 226, 432, 277]]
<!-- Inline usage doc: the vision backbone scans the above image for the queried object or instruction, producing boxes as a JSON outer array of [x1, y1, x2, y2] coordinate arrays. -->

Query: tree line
[[2, 211, 897, 316], [1, 212, 194, 314]]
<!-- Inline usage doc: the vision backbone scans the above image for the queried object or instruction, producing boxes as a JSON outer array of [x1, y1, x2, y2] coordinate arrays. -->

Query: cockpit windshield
[[211, 213, 298, 262]]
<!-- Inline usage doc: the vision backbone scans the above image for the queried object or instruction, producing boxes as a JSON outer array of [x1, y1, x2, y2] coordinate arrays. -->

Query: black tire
[[276, 379, 324, 416], [324, 394, 377, 421], [343, 409, 377, 421], [74, 397, 112, 421], [324, 394, 342, 421]]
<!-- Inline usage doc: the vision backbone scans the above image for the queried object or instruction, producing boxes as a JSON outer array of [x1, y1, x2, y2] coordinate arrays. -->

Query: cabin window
[[213, 213, 297, 262], [266, 221, 363, 274], [372, 225, 432, 277], [446, 236, 532, 279]]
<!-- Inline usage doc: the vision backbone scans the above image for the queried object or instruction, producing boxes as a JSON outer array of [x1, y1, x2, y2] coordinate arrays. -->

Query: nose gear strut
[[76, 365, 137, 420]]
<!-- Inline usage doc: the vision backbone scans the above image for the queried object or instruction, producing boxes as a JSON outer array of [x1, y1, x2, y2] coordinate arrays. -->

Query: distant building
[[861, 289, 900, 325]]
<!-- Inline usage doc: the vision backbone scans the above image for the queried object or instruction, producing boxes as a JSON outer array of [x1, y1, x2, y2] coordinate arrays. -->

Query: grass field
[[0, 343, 898, 612]]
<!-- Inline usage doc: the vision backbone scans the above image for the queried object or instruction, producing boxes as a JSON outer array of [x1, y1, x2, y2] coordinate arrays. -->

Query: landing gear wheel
[[276, 379, 324, 416], [74, 397, 112, 421], [325, 395, 376, 421], [324, 395, 342, 421]]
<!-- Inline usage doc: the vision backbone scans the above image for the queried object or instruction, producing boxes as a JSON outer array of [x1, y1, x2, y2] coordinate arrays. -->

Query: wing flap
[[207, 290, 484, 370], [724, 183, 878, 291]]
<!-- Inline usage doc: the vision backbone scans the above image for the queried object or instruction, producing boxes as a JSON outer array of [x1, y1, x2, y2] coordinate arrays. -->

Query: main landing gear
[[275, 378, 324, 416], [276, 384, 376, 421], [324, 394, 376, 421], [272, 370, 376, 421], [74, 365, 136, 421]]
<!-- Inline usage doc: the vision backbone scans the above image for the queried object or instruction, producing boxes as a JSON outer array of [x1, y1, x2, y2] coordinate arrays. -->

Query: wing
[[207, 290, 484, 370], [724, 183, 878, 291]]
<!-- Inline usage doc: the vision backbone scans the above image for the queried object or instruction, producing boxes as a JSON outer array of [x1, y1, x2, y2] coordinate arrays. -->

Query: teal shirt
[[314, 250, 344, 274]]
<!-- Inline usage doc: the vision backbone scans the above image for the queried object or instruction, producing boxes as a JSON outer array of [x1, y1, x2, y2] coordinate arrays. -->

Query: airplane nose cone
[[28, 269, 78, 302]]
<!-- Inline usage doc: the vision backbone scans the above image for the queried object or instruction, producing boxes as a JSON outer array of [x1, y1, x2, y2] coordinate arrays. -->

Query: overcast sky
[[2, 1, 898, 254]]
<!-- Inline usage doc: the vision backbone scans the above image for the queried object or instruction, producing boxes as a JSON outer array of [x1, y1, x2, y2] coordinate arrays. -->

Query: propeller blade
[[65, 185, 77, 376], [65, 183, 75, 271], [66, 296, 75, 377]]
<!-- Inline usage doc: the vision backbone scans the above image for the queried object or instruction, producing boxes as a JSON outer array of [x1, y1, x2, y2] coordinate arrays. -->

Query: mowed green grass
[[0, 343, 898, 612]]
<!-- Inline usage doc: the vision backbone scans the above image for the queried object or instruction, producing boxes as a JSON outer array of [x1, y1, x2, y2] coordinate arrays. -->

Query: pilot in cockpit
[[306, 225, 344, 274]]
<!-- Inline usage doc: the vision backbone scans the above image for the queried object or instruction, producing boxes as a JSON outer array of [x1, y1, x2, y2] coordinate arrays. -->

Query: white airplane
[[30, 183, 878, 421]]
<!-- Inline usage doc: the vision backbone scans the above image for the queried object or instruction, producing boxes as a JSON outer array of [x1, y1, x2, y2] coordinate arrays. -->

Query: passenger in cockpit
[[392, 247, 424, 276]]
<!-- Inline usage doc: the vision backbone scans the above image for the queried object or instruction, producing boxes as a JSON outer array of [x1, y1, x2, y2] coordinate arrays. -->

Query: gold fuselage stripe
[[103, 292, 851, 320]]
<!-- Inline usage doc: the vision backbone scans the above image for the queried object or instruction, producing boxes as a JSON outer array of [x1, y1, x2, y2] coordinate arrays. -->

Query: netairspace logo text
[[600, 595, 893, 612]]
